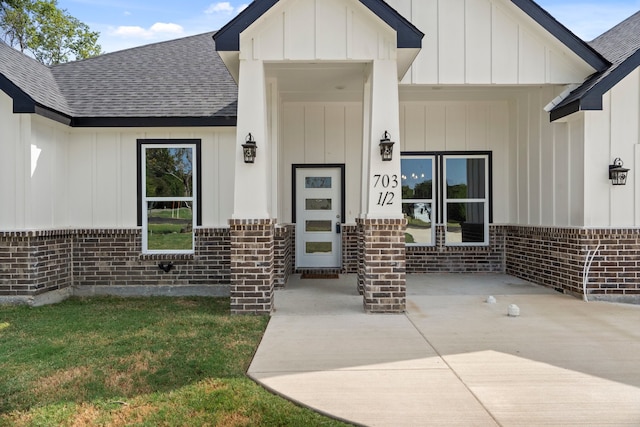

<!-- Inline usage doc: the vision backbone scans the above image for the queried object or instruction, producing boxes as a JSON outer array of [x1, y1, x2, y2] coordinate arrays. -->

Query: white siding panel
[[540, 87, 556, 225], [528, 92, 541, 225], [465, 0, 492, 83], [281, 101, 362, 223], [304, 105, 326, 162], [554, 122, 570, 226], [519, 28, 546, 84], [569, 118, 585, 227], [94, 135, 119, 227], [490, 102, 510, 223], [439, 0, 465, 83], [0, 93, 19, 229], [425, 105, 446, 151], [287, 0, 316, 60], [492, 5, 519, 84], [68, 135, 94, 227], [316, 0, 347, 59], [325, 106, 346, 163], [410, 0, 438, 84], [467, 104, 488, 150], [402, 104, 426, 151], [445, 104, 467, 150], [516, 93, 529, 223]]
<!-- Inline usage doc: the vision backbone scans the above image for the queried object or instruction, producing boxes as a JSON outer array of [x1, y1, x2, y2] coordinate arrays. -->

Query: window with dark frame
[[401, 152, 491, 246], [137, 140, 201, 254]]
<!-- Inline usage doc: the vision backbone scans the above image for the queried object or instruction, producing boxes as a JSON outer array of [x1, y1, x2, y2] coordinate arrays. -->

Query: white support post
[[233, 58, 270, 219]]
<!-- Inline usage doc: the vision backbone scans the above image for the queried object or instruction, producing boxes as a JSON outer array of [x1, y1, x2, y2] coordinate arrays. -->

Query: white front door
[[295, 167, 342, 268]]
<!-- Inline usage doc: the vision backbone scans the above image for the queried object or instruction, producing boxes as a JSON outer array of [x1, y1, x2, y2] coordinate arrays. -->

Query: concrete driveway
[[248, 274, 640, 426]]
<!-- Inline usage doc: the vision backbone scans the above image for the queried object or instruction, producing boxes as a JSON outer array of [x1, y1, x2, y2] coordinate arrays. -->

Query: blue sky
[[55, 0, 640, 54]]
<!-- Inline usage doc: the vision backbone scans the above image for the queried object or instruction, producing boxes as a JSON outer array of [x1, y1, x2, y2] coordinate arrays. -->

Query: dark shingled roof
[[1, 32, 237, 126], [550, 11, 640, 121], [0, 40, 71, 116]]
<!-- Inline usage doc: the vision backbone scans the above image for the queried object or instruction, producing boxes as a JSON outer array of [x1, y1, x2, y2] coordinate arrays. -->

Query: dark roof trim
[[213, 0, 279, 51], [550, 49, 640, 121], [70, 116, 237, 128], [1, 74, 72, 125], [214, 0, 423, 51], [359, 0, 424, 48], [510, 0, 610, 72]]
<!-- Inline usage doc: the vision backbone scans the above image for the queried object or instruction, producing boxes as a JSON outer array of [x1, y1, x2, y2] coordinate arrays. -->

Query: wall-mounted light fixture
[[379, 131, 395, 161], [609, 158, 629, 185], [242, 133, 257, 163]]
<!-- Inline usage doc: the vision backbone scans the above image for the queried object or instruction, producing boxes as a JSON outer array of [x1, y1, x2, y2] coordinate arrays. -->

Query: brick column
[[229, 219, 275, 314], [358, 218, 407, 313]]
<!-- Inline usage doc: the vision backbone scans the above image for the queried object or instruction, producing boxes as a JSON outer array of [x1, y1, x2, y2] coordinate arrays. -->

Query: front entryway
[[295, 166, 343, 269]]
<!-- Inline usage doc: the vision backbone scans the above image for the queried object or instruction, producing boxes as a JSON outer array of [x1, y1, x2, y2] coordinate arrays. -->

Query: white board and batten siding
[[399, 85, 590, 228], [584, 67, 640, 228], [66, 128, 236, 229], [0, 112, 236, 231], [280, 102, 363, 224], [0, 91, 30, 230], [240, 0, 396, 62], [386, 0, 595, 85]]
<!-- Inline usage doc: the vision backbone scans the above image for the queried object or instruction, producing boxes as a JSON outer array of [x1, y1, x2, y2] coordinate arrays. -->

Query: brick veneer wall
[[341, 224, 358, 274], [406, 225, 505, 273], [1, 228, 230, 302], [357, 218, 407, 313], [0, 230, 72, 298], [74, 228, 230, 289], [274, 224, 293, 289], [229, 219, 275, 314], [505, 226, 640, 302]]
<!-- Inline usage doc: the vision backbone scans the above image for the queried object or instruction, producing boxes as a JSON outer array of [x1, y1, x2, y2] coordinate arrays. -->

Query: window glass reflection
[[401, 158, 433, 199], [403, 202, 432, 244], [146, 147, 193, 197], [146, 201, 193, 250], [446, 202, 485, 243], [446, 158, 485, 199]]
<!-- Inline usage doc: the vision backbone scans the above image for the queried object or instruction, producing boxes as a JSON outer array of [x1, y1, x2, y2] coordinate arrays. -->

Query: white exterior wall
[[398, 86, 586, 227], [386, 0, 595, 85], [280, 102, 363, 223], [0, 91, 28, 230], [584, 67, 640, 227], [67, 128, 236, 229], [0, 110, 236, 231]]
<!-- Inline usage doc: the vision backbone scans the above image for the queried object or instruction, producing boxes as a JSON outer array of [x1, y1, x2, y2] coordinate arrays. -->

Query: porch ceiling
[[266, 62, 366, 102]]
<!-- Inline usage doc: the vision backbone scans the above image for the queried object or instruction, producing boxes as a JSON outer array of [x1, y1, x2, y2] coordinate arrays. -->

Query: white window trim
[[141, 143, 197, 255]]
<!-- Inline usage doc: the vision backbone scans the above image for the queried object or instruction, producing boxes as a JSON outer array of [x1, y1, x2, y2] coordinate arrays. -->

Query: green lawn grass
[[0, 297, 349, 426]]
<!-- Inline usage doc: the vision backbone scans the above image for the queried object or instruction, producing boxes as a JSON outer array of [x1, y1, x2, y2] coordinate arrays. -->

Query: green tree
[[0, 0, 101, 65]]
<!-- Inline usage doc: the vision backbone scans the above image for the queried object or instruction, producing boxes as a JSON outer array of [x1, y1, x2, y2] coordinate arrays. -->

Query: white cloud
[[123, 11, 131, 16], [112, 22, 184, 39], [205, 2, 247, 15]]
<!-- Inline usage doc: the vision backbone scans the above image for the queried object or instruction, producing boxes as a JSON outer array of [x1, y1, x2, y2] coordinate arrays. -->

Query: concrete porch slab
[[248, 274, 640, 426]]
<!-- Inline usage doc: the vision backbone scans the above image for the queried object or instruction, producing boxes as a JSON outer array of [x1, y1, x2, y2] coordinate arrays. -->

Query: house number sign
[[373, 174, 398, 206]]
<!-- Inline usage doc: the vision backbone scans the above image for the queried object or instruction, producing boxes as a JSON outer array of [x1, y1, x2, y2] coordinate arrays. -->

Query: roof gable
[[550, 11, 640, 121], [213, 0, 424, 51]]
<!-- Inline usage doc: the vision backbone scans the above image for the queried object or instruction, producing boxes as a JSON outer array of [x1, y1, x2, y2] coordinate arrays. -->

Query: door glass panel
[[306, 220, 332, 232], [446, 158, 486, 199], [147, 201, 193, 250], [305, 199, 332, 210], [446, 202, 485, 243], [306, 242, 332, 254], [305, 177, 332, 189], [403, 202, 432, 244]]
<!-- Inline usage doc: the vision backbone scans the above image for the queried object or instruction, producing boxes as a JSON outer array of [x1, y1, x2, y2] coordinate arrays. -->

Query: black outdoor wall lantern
[[379, 131, 395, 161], [242, 133, 257, 163], [609, 157, 630, 185]]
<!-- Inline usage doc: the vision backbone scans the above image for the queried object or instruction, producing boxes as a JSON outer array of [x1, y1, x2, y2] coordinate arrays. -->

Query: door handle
[[336, 222, 341, 234]]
